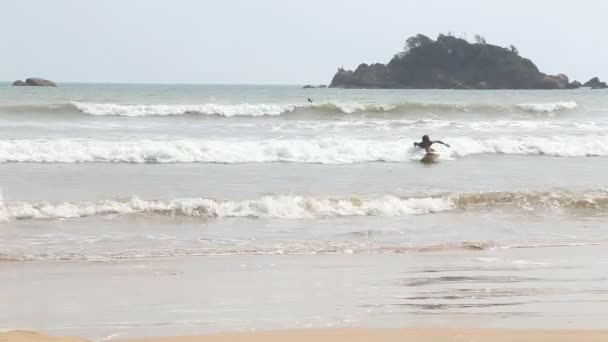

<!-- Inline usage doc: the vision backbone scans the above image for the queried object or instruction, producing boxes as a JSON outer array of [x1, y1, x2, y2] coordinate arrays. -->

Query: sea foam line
[[69, 100, 578, 117], [0, 195, 453, 221], [2, 190, 608, 222], [0, 135, 606, 164]]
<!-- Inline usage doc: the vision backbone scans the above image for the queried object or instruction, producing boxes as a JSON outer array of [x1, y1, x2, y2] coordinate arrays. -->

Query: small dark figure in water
[[414, 135, 450, 153], [307, 98, 313, 103]]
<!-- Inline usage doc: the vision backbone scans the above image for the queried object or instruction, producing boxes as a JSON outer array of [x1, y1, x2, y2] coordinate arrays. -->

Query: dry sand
[[0, 330, 88, 342], [5, 329, 608, 342], [117, 329, 608, 342]]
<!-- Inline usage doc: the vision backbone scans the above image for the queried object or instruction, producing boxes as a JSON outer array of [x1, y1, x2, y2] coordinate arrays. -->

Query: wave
[[70, 100, 579, 117], [451, 190, 608, 210], [71, 101, 299, 117], [0, 135, 606, 164], [68, 101, 410, 117], [0, 195, 453, 221], [516, 101, 578, 113], [0, 100, 579, 117], [2, 190, 608, 222], [448, 135, 608, 158]]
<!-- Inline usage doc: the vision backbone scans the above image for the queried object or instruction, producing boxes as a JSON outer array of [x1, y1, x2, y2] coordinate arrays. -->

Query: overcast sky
[[2, 0, 607, 84]]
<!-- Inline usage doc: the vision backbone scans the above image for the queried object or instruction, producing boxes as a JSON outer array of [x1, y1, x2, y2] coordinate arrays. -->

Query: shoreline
[[5, 329, 608, 342], [3, 249, 607, 339]]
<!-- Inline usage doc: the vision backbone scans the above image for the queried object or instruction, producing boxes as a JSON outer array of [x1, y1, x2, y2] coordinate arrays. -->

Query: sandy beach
[[2, 249, 608, 340], [5, 329, 608, 342], [0, 330, 88, 342], [119, 329, 608, 342]]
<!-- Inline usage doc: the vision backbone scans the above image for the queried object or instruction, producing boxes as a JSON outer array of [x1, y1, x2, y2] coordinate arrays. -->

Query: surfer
[[307, 98, 314, 103], [414, 135, 450, 153]]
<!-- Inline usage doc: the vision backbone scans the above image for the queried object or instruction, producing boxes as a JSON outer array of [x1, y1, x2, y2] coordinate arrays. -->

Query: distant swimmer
[[414, 135, 450, 153], [307, 98, 313, 103]]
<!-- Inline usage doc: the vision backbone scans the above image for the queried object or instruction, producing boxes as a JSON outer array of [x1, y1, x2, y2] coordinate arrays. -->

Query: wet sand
[[2, 245, 608, 340]]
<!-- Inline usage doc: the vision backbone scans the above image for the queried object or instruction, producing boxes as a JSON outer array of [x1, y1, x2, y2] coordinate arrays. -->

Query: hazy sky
[[2, 0, 607, 84]]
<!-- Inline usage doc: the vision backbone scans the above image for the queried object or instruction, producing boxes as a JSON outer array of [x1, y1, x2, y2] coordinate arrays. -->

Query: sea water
[[1, 83, 607, 337]]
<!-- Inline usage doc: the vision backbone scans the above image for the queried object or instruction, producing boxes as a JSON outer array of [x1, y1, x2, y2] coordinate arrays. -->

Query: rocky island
[[330, 33, 605, 89]]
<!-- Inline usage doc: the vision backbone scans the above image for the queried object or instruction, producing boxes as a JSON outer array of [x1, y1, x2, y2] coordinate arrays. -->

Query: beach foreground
[[5, 329, 608, 342]]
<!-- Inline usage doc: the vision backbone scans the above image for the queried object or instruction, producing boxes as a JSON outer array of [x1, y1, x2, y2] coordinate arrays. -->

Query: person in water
[[307, 98, 314, 103], [414, 135, 450, 153]]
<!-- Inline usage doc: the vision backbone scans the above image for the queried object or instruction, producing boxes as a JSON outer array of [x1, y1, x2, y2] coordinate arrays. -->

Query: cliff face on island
[[330, 34, 587, 89]]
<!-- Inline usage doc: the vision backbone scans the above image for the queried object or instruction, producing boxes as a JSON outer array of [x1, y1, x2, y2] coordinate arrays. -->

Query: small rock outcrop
[[26, 77, 57, 87], [538, 74, 570, 89], [568, 80, 582, 89], [302, 84, 327, 89], [12, 77, 57, 87], [583, 77, 607, 89]]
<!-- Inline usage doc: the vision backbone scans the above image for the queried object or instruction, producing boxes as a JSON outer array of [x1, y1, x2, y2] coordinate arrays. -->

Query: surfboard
[[420, 152, 439, 163]]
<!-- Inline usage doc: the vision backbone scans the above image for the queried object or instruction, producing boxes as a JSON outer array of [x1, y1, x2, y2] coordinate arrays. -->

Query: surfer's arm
[[413, 142, 420, 147], [432, 140, 450, 147]]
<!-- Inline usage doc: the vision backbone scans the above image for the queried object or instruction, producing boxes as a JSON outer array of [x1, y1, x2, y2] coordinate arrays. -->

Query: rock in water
[[12, 80, 27, 86], [302, 84, 327, 89], [583, 77, 608, 89], [24, 77, 57, 87]]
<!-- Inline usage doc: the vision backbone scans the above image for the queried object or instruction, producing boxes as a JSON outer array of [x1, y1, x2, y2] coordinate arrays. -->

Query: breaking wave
[[70, 100, 579, 116], [0, 195, 453, 221], [0, 135, 606, 164], [72, 101, 298, 117], [2, 190, 608, 222], [0, 101, 579, 117], [450, 190, 608, 210]]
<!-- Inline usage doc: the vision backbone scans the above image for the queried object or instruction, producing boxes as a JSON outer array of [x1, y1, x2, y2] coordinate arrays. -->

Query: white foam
[[71, 101, 299, 117], [315, 102, 397, 114], [0, 138, 407, 163], [0, 195, 454, 221], [447, 135, 608, 157], [516, 101, 578, 113], [71, 101, 404, 117], [0, 135, 606, 164], [70, 101, 404, 117], [70, 100, 578, 117]]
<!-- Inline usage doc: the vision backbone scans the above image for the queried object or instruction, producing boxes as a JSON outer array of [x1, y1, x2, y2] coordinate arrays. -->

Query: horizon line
[[1, 81, 331, 86]]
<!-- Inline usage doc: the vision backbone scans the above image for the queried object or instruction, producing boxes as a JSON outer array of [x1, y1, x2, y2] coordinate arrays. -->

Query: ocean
[[1, 83, 607, 338]]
